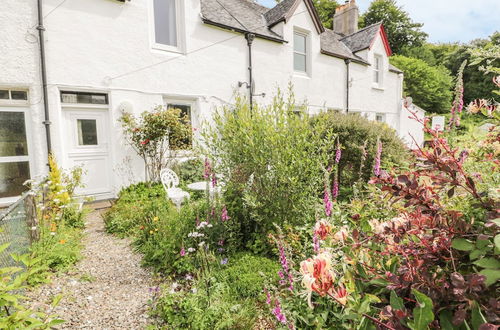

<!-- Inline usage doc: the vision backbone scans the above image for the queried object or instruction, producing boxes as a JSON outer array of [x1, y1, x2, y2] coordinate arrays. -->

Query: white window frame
[[373, 54, 383, 87], [0, 89, 34, 205], [163, 97, 196, 151], [375, 113, 385, 123], [293, 29, 310, 76], [149, 0, 185, 54]]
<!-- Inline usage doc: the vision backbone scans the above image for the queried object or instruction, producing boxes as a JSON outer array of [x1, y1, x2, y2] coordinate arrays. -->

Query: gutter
[[246, 33, 255, 112], [344, 59, 351, 113], [320, 50, 368, 65], [36, 0, 52, 155]]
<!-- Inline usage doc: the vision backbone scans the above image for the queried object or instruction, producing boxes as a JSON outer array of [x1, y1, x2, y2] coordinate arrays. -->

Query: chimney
[[333, 0, 359, 36]]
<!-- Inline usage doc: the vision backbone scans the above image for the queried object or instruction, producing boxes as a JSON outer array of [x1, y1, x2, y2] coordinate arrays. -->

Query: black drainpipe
[[245, 33, 255, 112], [344, 59, 351, 113], [37, 0, 52, 155]]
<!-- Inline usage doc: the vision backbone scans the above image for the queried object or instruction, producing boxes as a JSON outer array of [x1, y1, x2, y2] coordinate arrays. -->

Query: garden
[[102, 66, 499, 328]]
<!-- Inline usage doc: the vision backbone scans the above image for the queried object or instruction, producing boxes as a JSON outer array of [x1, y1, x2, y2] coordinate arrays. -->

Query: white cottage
[[0, 0, 424, 205]]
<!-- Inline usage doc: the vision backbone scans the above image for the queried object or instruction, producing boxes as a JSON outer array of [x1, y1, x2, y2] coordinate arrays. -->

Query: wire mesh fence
[[0, 193, 38, 268]]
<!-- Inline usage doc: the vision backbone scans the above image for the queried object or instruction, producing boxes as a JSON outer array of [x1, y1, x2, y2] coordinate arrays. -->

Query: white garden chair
[[160, 168, 190, 211]]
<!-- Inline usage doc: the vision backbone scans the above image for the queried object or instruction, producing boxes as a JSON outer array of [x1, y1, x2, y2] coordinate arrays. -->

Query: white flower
[[50, 232, 56, 236], [187, 247, 195, 253], [191, 287, 198, 293], [31, 226, 37, 231], [198, 241, 205, 247], [207, 224, 213, 228]]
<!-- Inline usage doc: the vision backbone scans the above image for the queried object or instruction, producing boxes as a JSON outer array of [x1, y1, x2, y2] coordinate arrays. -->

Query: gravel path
[[27, 209, 155, 329]]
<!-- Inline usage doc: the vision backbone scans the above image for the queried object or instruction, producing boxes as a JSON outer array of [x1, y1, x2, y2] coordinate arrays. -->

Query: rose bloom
[[314, 220, 333, 240]]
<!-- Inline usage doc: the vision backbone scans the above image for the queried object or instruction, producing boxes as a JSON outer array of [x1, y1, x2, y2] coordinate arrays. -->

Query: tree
[[390, 55, 453, 113], [360, 0, 427, 54], [312, 0, 339, 30], [120, 106, 192, 182]]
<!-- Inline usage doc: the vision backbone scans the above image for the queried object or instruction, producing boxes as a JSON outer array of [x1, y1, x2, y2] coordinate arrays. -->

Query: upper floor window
[[153, 0, 180, 50], [293, 31, 308, 73], [373, 55, 383, 85]]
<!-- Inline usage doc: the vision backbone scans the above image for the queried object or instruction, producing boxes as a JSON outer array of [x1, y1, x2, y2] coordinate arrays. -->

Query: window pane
[[77, 119, 98, 146], [294, 53, 306, 72], [10, 91, 27, 100], [0, 162, 30, 198], [0, 90, 9, 99], [373, 70, 379, 83], [294, 33, 306, 53], [154, 0, 177, 46], [91, 94, 107, 104], [0, 112, 28, 157], [167, 103, 191, 147]]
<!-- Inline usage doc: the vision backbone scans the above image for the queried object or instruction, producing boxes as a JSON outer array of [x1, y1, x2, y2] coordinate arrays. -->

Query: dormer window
[[373, 55, 383, 85], [151, 0, 183, 52]]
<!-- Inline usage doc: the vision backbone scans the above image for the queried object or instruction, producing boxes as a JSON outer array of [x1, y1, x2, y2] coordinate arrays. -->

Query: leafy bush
[[171, 158, 204, 186], [203, 92, 332, 253], [311, 111, 409, 194], [103, 182, 169, 237], [390, 54, 453, 113], [216, 253, 280, 299]]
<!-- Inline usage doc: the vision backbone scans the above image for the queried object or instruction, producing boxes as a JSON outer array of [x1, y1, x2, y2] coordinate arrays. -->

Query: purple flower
[[335, 142, 342, 163], [180, 247, 186, 257], [374, 138, 383, 176], [323, 186, 332, 217], [217, 247, 224, 253], [278, 244, 289, 273], [203, 158, 211, 179], [278, 270, 285, 279], [211, 173, 217, 187], [221, 205, 230, 222], [313, 232, 320, 253], [332, 178, 339, 200], [264, 288, 271, 305], [221, 258, 228, 265], [272, 301, 287, 324]]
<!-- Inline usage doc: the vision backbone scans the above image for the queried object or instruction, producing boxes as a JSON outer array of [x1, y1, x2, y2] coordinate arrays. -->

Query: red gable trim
[[369, 25, 392, 56]]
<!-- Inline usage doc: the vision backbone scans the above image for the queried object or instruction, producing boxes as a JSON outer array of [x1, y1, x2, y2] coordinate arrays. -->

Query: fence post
[[24, 194, 39, 243]]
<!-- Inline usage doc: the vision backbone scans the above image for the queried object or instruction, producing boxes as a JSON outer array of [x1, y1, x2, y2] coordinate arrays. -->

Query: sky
[[256, 0, 500, 43]]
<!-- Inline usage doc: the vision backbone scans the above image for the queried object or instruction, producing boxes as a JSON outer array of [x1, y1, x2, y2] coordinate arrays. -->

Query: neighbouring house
[[0, 0, 424, 205]]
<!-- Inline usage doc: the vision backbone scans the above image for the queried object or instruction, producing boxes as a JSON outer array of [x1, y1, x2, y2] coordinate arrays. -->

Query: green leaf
[[471, 302, 487, 330], [368, 278, 389, 287], [439, 310, 454, 330], [494, 234, 500, 250], [0, 242, 10, 254], [469, 249, 486, 260], [51, 293, 64, 308], [452, 238, 474, 251], [390, 290, 405, 310], [479, 269, 500, 286], [409, 289, 434, 330], [473, 258, 500, 269]]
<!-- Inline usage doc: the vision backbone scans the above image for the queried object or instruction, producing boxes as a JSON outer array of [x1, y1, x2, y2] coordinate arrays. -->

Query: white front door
[[63, 109, 112, 199]]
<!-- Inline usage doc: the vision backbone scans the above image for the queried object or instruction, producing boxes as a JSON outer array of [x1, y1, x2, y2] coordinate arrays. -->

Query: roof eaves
[[201, 17, 286, 43]]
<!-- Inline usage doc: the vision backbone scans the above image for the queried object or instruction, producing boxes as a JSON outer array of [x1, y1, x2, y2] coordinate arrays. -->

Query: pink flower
[[332, 179, 339, 200], [180, 247, 186, 257], [313, 232, 320, 253], [335, 142, 342, 163], [314, 220, 333, 241], [323, 186, 332, 217], [264, 288, 271, 305], [221, 206, 230, 222], [203, 158, 211, 179], [332, 286, 348, 306], [141, 139, 150, 145], [272, 300, 287, 324]]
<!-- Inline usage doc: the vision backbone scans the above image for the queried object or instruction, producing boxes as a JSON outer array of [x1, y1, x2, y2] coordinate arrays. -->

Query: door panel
[[63, 109, 112, 198]]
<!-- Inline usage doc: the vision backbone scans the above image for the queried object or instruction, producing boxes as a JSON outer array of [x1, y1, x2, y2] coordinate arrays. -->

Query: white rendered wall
[[1, 0, 412, 198]]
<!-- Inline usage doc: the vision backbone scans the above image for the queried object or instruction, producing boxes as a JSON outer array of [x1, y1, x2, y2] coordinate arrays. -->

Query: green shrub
[[154, 280, 258, 329], [311, 111, 409, 194], [217, 253, 280, 299], [103, 182, 170, 237], [171, 158, 204, 186], [203, 92, 332, 253]]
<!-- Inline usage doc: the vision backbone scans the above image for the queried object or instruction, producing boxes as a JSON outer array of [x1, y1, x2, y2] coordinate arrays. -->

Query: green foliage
[[216, 253, 280, 299], [408, 289, 434, 330], [390, 55, 453, 113], [312, 0, 339, 29], [360, 0, 427, 54], [120, 106, 192, 182], [154, 281, 258, 329], [170, 158, 204, 189], [104, 182, 169, 237], [311, 111, 409, 188], [0, 244, 64, 328], [202, 91, 332, 253]]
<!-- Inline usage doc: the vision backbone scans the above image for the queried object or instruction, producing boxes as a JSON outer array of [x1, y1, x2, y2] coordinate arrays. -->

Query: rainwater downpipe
[[344, 59, 351, 113], [245, 33, 255, 113], [37, 0, 52, 156]]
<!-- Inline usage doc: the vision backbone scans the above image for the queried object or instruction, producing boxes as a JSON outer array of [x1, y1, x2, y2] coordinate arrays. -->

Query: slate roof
[[200, 0, 388, 66], [263, 0, 297, 26], [340, 23, 382, 53], [200, 0, 284, 42]]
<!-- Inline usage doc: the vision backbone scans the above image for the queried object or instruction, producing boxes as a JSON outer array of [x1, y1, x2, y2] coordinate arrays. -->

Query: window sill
[[293, 71, 311, 79], [151, 43, 185, 55], [372, 85, 385, 91]]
